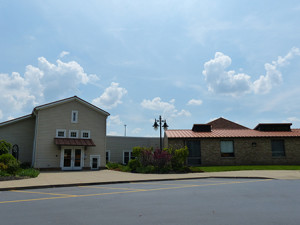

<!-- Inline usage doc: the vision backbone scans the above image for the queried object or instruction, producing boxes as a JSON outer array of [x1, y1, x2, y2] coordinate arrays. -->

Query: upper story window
[[81, 130, 90, 139], [69, 130, 79, 138], [71, 110, 78, 123], [56, 129, 66, 138]]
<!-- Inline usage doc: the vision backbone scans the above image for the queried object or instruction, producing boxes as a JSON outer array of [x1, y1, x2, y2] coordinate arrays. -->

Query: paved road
[[1, 178, 300, 225]]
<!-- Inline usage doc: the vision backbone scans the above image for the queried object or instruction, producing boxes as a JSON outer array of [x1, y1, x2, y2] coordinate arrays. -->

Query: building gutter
[[31, 111, 39, 168]]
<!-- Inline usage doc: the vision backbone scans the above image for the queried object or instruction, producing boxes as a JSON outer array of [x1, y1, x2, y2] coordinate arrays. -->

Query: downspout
[[31, 111, 39, 168]]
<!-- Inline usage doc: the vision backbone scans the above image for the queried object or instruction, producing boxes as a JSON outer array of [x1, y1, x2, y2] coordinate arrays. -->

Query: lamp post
[[153, 115, 168, 151]]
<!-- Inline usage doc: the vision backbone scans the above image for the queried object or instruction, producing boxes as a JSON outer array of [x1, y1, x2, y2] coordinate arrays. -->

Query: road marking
[[10, 190, 78, 197], [78, 186, 147, 191], [0, 196, 77, 204], [0, 179, 271, 204]]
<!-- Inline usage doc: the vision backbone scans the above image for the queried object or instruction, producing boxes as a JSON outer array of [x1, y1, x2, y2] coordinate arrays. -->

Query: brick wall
[[167, 137, 300, 166]]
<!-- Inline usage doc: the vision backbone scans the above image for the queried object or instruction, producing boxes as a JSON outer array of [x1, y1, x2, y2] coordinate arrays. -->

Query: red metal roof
[[54, 138, 96, 146], [165, 129, 300, 139]]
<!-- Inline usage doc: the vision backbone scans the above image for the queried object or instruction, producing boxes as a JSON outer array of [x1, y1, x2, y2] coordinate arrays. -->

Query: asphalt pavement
[[1, 169, 300, 191]]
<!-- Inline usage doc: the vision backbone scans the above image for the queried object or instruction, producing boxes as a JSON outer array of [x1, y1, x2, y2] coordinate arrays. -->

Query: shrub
[[0, 140, 12, 155], [0, 153, 16, 165], [128, 159, 141, 172], [20, 162, 32, 169], [166, 146, 189, 170], [139, 148, 154, 167], [153, 149, 172, 168], [106, 161, 121, 169], [0, 162, 8, 171], [17, 168, 40, 178], [6, 160, 20, 175], [136, 165, 156, 174]]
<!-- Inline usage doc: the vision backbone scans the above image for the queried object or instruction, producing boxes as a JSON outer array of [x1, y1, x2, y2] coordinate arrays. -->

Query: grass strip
[[190, 165, 300, 172]]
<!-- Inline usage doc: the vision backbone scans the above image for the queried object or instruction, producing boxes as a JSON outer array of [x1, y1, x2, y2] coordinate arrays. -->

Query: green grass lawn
[[190, 165, 300, 172]]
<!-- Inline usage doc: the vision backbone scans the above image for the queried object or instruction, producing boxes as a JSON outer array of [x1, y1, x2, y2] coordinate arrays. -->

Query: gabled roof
[[0, 114, 33, 127], [207, 117, 249, 130], [0, 96, 109, 127], [33, 96, 110, 116]]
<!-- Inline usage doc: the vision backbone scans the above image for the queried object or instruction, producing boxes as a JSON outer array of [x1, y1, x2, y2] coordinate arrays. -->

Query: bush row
[[107, 146, 190, 174]]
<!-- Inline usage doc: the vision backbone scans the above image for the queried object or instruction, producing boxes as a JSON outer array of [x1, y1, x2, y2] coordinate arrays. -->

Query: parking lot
[[1, 178, 300, 225]]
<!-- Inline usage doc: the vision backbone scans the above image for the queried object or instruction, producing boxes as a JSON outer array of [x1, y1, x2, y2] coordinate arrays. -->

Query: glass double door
[[61, 147, 84, 170]]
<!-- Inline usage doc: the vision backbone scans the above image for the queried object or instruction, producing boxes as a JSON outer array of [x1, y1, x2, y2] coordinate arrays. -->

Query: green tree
[[0, 140, 12, 155]]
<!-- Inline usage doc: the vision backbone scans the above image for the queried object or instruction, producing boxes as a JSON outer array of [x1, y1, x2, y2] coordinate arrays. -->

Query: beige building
[[106, 136, 160, 164], [0, 96, 110, 170], [165, 118, 300, 166]]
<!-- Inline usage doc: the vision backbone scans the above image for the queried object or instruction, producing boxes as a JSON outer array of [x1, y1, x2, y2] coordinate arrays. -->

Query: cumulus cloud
[[92, 82, 127, 109], [0, 56, 100, 120], [108, 115, 123, 126], [187, 99, 203, 106], [203, 47, 300, 96], [202, 52, 252, 96], [141, 97, 191, 118], [286, 117, 300, 123], [132, 128, 142, 134], [253, 47, 300, 94], [59, 51, 70, 58]]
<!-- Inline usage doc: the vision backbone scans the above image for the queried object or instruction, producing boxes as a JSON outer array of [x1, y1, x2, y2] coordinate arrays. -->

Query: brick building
[[165, 118, 300, 166]]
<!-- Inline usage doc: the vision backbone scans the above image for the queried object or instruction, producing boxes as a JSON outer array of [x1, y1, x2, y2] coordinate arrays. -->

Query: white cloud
[[59, 51, 70, 58], [253, 47, 300, 94], [141, 97, 191, 118], [187, 99, 203, 106], [0, 56, 100, 120], [286, 117, 300, 123], [202, 52, 252, 96], [132, 128, 142, 134], [108, 115, 123, 126], [92, 82, 127, 109], [203, 47, 300, 96]]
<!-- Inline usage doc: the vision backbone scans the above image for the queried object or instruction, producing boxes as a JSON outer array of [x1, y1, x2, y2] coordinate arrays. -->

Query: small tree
[[0, 140, 12, 155]]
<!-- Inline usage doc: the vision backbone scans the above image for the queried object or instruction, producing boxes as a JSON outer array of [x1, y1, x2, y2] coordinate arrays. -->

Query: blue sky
[[1, 0, 300, 137]]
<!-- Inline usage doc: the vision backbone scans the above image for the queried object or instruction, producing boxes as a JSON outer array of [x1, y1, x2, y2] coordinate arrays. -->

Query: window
[[69, 130, 79, 138], [186, 140, 201, 165], [56, 129, 66, 138], [106, 150, 110, 162], [271, 140, 285, 157], [71, 110, 78, 123], [81, 130, 90, 139], [123, 151, 134, 164], [220, 141, 234, 157]]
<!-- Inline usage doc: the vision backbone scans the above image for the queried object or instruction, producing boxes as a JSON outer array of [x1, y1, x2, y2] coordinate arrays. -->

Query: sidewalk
[[1, 170, 300, 191]]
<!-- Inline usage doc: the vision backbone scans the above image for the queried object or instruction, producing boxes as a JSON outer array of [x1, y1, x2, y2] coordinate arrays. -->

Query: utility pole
[[124, 124, 127, 136]]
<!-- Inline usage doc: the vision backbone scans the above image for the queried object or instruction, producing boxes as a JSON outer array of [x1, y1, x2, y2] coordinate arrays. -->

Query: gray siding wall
[[0, 117, 35, 163], [106, 136, 160, 163], [34, 100, 107, 168]]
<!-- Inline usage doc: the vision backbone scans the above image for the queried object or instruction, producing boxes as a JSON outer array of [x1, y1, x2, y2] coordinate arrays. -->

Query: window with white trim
[[69, 130, 79, 138], [81, 130, 90, 139], [56, 129, 66, 138], [123, 151, 134, 164], [106, 150, 110, 162], [71, 110, 78, 123]]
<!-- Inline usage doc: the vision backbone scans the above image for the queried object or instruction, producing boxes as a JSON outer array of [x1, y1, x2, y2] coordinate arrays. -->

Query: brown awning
[[54, 138, 96, 146]]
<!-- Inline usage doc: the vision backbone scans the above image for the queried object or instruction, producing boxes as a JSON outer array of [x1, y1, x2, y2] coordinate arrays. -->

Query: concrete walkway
[[1, 170, 300, 191]]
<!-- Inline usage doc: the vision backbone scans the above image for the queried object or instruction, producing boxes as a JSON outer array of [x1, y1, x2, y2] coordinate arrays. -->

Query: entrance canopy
[[54, 138, 96, 146]]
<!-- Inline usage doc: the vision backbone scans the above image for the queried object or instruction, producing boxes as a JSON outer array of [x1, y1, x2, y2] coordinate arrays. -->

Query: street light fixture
[[153, 115, 168, 151]]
